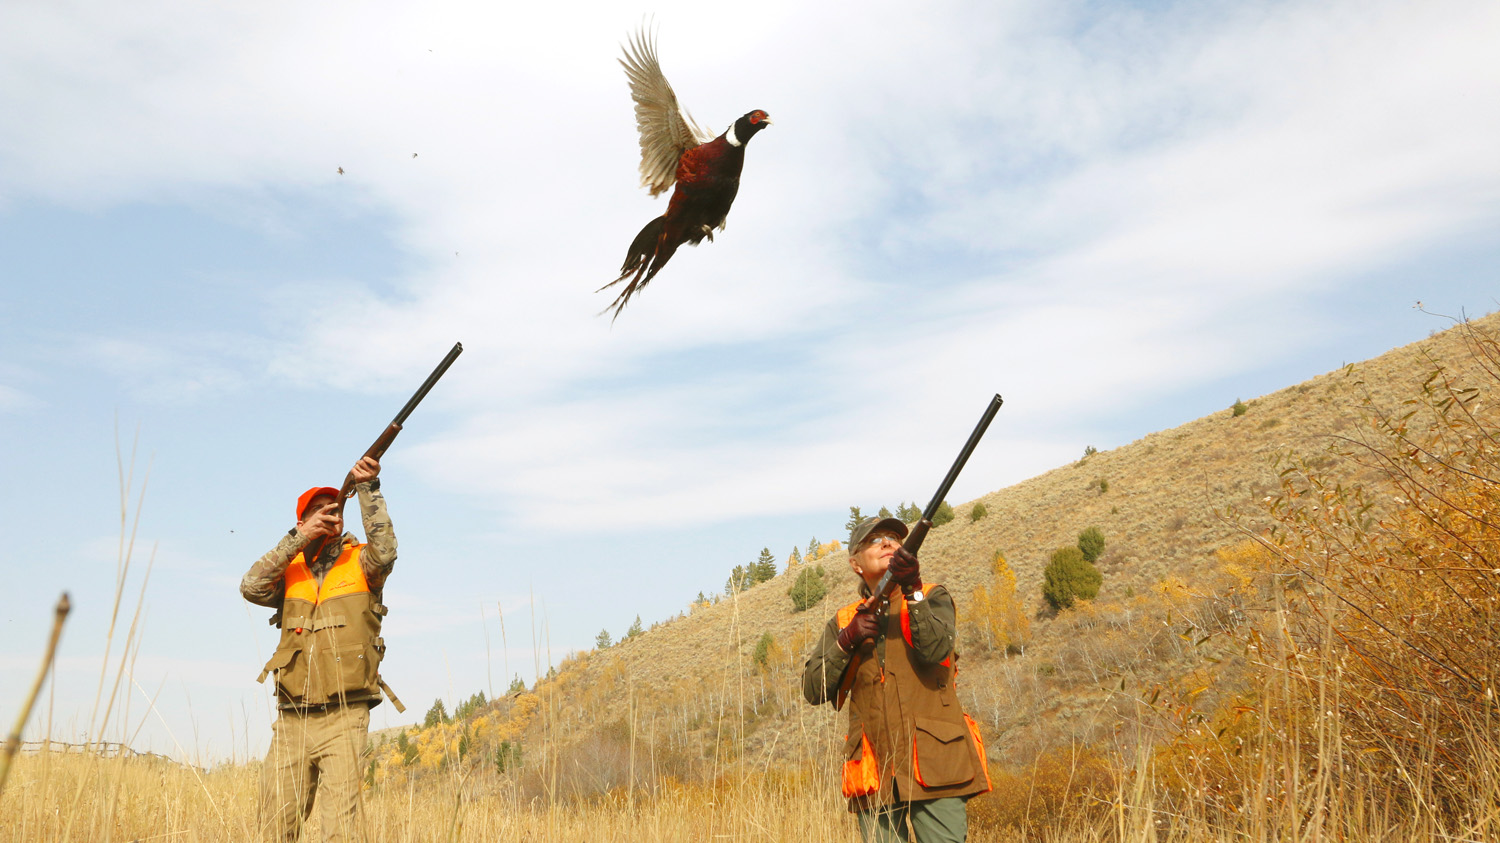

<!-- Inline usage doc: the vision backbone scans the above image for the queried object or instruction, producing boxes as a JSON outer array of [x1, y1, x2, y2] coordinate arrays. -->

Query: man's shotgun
[[308, 342, 464, 558], [833, 393, 1003, 710]]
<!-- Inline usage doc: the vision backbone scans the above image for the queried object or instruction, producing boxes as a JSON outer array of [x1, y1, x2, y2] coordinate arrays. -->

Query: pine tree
[[423, 698, 448, 728], [807, 537, 820, 559], [507, 674, 526, 695], [595, 629, 613, 649], [753, 547, 777, 583], [787, 547, 802, 569], [896, 502, 922, 523], [626, 615, 644, 639], [845, 506, 863, 532], [878, 506, 893, 518]]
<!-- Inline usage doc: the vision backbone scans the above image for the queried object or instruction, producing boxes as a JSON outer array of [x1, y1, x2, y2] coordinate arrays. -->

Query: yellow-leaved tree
[[966, 550, 1030, 655]]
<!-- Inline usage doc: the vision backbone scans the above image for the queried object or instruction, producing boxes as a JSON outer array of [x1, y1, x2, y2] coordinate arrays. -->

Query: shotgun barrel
[[834, 393, 1003, 710]]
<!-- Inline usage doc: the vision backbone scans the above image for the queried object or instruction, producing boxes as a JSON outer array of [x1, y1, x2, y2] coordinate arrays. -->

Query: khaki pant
[[258, 703, 370, 843]]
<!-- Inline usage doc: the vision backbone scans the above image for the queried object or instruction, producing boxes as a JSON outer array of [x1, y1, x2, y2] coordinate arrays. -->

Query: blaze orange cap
[[297, 487, 341, 520]]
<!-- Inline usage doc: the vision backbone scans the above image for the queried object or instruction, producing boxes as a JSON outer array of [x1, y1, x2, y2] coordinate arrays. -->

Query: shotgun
[[306, 342, 464, 558], [833, 392, 1003, 710]]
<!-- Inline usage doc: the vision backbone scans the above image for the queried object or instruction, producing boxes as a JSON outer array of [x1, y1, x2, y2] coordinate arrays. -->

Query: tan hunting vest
[[257, 539, 395, 709], [836, 585, 991, 805]]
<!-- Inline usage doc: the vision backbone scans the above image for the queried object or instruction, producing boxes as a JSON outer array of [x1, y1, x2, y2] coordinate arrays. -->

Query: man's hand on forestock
[[837, 611, 881, 654], [351, 456, 381, 485], [890, 546, 922, 595]]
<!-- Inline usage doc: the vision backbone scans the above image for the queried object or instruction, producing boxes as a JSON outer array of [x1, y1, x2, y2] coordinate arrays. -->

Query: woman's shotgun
[[834, 392, 1003, 710], [307, 342, 463, 559]]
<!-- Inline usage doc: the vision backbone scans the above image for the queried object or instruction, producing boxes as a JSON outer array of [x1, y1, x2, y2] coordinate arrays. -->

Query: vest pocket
[[261, 647, 307, 700], [841, 732, 880, 798], [912, 716, 975, 788], [335, 642, 374, 691]]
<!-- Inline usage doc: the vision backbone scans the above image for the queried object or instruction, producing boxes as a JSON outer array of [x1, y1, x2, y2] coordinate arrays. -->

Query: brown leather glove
[[890, 546, 922, 595], [837, 611, 881, 653]]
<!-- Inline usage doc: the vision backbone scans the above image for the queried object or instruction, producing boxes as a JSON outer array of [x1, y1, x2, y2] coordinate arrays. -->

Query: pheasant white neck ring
[[725, 124, 742, 147]]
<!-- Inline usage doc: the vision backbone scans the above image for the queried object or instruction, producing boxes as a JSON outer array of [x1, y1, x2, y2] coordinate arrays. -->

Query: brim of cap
[[297, 486, 342, 519], [852, 516, 910, 548]]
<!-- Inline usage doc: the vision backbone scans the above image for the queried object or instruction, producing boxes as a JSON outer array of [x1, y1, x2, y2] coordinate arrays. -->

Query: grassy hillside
[[397, 311, 1497, 807]]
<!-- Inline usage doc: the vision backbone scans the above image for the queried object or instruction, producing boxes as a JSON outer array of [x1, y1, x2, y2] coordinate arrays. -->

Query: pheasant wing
[[620, 28, 713, 197]]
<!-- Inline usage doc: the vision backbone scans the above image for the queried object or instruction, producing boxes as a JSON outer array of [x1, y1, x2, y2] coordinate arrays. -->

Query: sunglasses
[[861, 535, 903, 551]]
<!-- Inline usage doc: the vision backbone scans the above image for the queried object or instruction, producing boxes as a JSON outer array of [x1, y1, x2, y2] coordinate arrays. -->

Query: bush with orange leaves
[[1252, 318, 1500, 815]]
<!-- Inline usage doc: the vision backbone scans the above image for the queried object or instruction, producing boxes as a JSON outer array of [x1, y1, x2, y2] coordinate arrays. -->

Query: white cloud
[[2, 0, 1497, 532]]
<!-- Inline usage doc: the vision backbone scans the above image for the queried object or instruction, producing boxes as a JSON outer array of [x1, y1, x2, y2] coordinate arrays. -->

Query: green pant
[[258, 703, 370, 843], [857, 795, 968, 842]]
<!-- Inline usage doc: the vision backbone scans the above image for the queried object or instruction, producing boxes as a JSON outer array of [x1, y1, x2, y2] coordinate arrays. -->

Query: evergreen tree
[[1077, 526, 1106, 563], [423, 698, 448, 728], [788, 547, 802, 569], [507, 674, 526, 695], [878, 506, 893, 518], [595, 628, 613, 649], [753, 547, 778, 583], [626, 615, 644, 639], [725, 564, 753, 594], [896, 502, 922, 523], [807, 537, 820, 560], [845, 506, 863, 532]]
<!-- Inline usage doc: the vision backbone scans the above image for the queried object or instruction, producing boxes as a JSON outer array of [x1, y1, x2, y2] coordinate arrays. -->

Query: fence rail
[[18, 740, 192, 768]]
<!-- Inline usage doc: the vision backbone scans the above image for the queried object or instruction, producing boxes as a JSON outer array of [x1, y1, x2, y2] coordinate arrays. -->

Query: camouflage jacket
[[240, 481, 397, 607]]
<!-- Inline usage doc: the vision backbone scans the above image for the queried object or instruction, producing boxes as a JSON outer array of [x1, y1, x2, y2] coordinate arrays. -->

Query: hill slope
[[396, 313, 1499, 796]]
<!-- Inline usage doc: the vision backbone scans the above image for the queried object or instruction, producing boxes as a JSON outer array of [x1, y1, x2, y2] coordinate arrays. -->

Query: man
[[240, 456, 404, 843], [803, 516, 991, 843]]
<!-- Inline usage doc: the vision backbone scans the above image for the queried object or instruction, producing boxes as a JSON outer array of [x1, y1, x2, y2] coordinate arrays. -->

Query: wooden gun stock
[[833, 393, 1003, 710]]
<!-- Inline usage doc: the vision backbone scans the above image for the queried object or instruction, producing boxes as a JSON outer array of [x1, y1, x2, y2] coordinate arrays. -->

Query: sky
[[1, 0, 1497, 762]]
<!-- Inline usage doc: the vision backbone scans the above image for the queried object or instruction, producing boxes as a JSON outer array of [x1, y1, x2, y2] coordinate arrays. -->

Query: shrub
[[1083, 445, 1098, 458], [1231, 398, 1248, 416], [788, 565, 829, 612], [1077, 526, 1106, 563], [1098, 477, 1109, 493], [1042, 546, 1102, 611], [970, 502, 988, 522]]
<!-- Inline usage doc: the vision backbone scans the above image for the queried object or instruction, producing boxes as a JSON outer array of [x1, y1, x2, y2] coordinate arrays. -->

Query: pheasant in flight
[[598, 28, 771, 320]]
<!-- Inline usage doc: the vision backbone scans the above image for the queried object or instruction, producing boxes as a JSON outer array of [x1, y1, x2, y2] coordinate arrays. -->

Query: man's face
[[298, 494, 342, 533], [850, 531, 903, 580]]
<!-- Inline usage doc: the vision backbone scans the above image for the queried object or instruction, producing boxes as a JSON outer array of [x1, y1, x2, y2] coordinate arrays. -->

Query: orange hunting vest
[[835, 584, 991, 804], [257, 539, 397, 710]]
